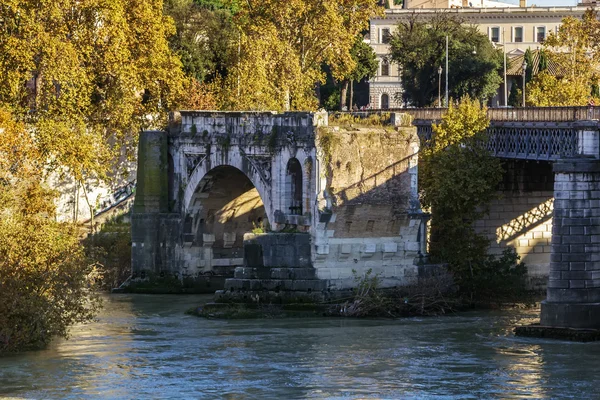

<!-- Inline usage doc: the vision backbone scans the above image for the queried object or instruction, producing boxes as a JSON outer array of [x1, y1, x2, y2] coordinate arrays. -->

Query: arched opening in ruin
[[183, 165, 268, 276], [286, 158, 303, 215]]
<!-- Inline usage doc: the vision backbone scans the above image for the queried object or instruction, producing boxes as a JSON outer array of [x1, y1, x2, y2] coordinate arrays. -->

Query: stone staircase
[[212, 233, 334, 305]]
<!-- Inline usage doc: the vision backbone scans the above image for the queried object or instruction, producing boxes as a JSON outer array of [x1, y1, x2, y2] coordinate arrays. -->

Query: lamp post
[[445, 35, 448, 107], [503, 28, 507, 107], [522, 60, 527, 107], [438, 66, 442, 107]]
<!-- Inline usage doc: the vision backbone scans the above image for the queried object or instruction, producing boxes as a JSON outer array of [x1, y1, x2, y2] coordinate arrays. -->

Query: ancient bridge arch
[[183, 148, 273, 223]]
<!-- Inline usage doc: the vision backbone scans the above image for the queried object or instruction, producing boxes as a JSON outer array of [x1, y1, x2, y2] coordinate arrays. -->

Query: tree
[[0, 106, 100, 352], [539, 49, 548, 73], [164, 0, 237, 83], [389, 13, 502, 107], [0, 0, 186, 184], [524, 48, 535, 84], [339, 37, 379, 110], [525, 9, 600, 106], [526, 71, 591, 107], [0, 0, 186, 351], [419, 98, 505, 293], [220, 0, 382, 111]]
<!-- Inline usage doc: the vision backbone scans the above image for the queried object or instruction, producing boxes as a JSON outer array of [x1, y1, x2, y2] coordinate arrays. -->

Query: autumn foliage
[[526, 10, 600, 106], [0, 106, 101, 352]]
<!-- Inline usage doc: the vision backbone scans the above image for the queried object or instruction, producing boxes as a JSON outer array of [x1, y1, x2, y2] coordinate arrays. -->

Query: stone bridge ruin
[[132, 107, 600, 330], [131, 111, 424, 294]]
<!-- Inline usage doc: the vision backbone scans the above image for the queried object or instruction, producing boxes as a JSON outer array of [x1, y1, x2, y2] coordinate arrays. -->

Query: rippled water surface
[[1, 294, 599, 399]]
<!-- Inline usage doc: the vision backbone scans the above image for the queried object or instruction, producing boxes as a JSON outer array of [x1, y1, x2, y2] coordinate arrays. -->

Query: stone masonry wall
[[314, 124, 423, 288], [474, 160, 554, 288]]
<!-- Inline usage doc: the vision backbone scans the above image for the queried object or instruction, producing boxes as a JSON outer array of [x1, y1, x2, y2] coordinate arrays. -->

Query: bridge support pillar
[[541, 159, 600, 328]]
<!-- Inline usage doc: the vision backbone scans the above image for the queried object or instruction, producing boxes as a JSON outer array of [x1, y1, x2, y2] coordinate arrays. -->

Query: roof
[[506, 49, 563, 76]]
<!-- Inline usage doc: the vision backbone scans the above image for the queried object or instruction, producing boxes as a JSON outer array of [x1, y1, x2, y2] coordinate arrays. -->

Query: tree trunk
[[349, 80, 354, 110], [339, 80, 349, 111]]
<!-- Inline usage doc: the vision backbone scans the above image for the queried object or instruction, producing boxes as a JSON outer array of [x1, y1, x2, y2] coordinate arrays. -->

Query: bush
[[419, 98, 528, 300], [0, 214, 101, 352], [84, 216, 131, 291], [464, 248, 528, 302]]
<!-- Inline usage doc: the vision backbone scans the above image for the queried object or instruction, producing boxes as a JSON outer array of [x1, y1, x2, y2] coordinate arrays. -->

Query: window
[[513, 26, 523, 43], [536, 26, 546, 42], [490, 27, 500, 43], [381, 59, 390, 76], [382, 28, 391, 44]]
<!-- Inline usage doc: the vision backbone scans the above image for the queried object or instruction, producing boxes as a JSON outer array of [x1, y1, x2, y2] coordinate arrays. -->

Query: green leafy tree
[[339, 37, 379, 110], [389, 14, 502, 107], [164, 0, 237, 83], [508, 80, 520, 107], [524, 48, 535, 84], [539, 49, 548, 72], [419, 98, 506, 296]]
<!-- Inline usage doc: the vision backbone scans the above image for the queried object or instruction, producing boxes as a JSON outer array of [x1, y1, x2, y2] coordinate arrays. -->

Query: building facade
[[369, 5, 589, 108]]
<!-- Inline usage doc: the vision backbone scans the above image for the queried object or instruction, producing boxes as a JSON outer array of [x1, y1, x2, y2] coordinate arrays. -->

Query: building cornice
[[373, 6, 587, 21]]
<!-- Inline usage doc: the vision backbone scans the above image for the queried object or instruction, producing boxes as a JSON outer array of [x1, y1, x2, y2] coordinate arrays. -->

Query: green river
[[0, 294, 599, 399]]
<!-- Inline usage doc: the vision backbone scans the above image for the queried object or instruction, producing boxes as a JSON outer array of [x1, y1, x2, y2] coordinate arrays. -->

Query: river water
[[0, 294, 599, 399]]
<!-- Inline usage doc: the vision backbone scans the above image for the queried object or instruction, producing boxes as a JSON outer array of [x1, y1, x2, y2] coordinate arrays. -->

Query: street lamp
[[438, 66, 443, 107], [445, 35, 448, 107], [522, 60, 528, 107], [503, 28, 507, 107]]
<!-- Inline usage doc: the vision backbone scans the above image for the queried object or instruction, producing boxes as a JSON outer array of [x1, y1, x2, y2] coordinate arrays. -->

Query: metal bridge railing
[[340, 106, 600, 122]]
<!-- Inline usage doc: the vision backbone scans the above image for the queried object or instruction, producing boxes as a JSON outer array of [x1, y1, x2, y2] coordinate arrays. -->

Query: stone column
[[131, 130, 168, 276], [541, 159, 600, 328]]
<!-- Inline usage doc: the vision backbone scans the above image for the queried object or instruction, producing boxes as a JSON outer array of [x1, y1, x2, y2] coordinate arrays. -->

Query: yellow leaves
[[430, 97, 489, 152], [224, 0, 382, 111], [180, 78, 220, 110], [0, 105, 38, 181], [525, 71, 591, 107], [539, 9, 600, 104], [0, 0, 186, 180]]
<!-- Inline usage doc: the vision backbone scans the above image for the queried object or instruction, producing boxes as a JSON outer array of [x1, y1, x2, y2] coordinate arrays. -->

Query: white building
[[369, 2, 589, 108]]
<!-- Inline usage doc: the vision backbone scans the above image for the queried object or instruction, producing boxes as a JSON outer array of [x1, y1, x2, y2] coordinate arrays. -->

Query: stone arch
[[285, 158, 303, 215], [183, 149, 273, 221], [182, 162, 270, 275]]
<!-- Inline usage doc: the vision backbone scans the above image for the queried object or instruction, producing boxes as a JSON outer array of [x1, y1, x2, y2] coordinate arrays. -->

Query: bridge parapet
[[414, 118, 599, 162], [409, 106, 600, 123], [172, 110, 327, 145]]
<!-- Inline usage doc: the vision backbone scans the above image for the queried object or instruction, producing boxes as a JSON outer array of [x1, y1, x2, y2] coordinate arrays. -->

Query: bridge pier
[[541, 159, 600, 329]]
